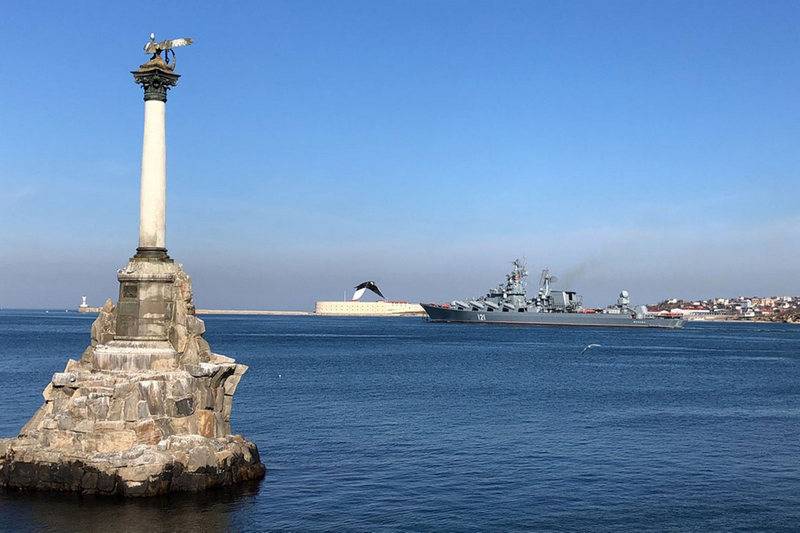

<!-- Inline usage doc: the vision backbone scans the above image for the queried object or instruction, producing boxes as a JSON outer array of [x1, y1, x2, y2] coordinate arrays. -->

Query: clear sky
[[1, 1, 798, 309]]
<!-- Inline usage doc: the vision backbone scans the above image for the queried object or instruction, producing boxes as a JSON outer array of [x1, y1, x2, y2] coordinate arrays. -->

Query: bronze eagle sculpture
[[143, 33, 194, 69]]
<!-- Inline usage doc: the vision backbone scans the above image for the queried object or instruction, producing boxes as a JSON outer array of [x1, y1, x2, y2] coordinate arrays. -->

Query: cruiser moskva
[[421, 260, 683, 329]]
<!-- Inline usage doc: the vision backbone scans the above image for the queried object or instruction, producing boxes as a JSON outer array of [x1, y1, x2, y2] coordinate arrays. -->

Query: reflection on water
[[0, 481, 262, 532]]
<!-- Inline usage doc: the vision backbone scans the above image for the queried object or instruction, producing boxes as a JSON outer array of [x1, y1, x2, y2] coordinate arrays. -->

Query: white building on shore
[[315, 300, 425, 316]]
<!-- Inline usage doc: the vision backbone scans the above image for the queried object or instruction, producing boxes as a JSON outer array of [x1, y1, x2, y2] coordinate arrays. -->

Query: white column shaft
[[139, 100, 167, 249]]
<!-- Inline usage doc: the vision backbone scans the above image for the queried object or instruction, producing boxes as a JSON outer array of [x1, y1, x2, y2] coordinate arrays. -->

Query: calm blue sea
[[1, 310, 799, 531]]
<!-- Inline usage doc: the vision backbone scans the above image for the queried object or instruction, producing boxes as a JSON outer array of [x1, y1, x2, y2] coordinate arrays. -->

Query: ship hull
[[421, 304, 684, 329]]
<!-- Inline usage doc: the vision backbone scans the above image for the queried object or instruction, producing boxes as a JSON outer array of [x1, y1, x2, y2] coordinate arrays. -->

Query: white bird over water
[[580, 343, 601, 355]]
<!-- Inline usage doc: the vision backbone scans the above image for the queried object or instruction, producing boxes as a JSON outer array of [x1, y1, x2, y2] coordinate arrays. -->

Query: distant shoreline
[[195, 309, 311, 316], [2, 308, 792, 323], [72, 307, 425, 317], [73, 307, 311, 316]]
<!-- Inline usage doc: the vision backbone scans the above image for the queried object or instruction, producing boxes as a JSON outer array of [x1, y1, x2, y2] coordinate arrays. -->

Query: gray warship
[[421, 260, 683, 329]]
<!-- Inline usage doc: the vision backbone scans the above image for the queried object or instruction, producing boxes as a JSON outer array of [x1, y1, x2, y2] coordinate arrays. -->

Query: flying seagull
[[352, 281, 385, 301], [580, 343, 602, 355]]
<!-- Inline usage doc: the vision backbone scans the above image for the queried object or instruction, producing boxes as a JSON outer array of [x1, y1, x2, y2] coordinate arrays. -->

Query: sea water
[[1, 310, 799, 531]]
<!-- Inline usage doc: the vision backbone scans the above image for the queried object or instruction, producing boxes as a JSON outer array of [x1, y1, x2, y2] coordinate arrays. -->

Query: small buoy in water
[[580, 343, 601, 355]]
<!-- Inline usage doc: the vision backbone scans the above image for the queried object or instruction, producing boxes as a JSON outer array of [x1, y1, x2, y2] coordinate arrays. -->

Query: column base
[[92, 339, 178, 371], [134, 247, 173, 262]]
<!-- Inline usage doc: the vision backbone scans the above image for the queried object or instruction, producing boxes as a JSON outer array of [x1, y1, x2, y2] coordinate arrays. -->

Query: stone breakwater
[[0, 263, 265, 496]]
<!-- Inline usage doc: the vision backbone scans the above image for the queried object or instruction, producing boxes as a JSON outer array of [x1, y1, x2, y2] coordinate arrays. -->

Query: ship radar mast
[[538, 269, 558, 299], [506, 259, 528, 293]]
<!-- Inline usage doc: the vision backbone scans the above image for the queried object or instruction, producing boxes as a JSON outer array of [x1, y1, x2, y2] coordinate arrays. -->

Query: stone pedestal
[[115, 258, 178, 342], [0, 265, 265, 495]]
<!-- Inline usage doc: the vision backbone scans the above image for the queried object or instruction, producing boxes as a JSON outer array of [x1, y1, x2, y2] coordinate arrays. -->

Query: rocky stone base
[[0, 435, 265, 496], [0, 261, 266, 497]]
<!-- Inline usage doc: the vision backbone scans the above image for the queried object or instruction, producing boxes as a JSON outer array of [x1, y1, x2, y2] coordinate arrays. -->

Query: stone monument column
[[0, 36, 265, 496], [133, 65, 178, 258], [110, 60, 181, 347]]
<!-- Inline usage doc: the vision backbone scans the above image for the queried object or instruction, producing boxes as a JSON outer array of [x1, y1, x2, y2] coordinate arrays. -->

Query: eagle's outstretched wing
[[159, 37, 194, 50]]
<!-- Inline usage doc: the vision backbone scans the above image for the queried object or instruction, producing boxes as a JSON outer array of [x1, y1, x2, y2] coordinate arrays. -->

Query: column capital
[[132, 59, 180, 102]]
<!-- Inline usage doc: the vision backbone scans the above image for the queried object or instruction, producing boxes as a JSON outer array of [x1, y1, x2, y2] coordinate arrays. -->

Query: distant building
[[315, 300, 425, 316], [670, 308, 711, 318]]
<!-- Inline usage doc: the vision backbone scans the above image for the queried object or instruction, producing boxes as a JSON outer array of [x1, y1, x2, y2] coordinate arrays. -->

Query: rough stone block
[[222, 396, 233, 422], [169, 414, 198, 435], [94, 421, 126, 431], [211, 365, 235, 387], [154, 417, 174, 439], [181, 337, 201, 366], [196, 410, 216, 438], [87, 396, 110, 420], [74, 420, 94, 433], [214, 387, 225, 412], [186, 315, 205, 336], [151, 356, 177, 371], [223, 374, 242, 396], [0, 262, 265, 496], [186, 363, 216, 378], [114, 382, 134, 398], [173, 397, 194, 417], [81, 345, 95, 363], [169, 323, 189, 353], [89, 388, 114, 399], [107, 399, 124, 421], [94, 430, 136, 453], [187, 446, 216, 472], [139, 381, 165, 416], [42, 383, 54, 402], [196, 337, 212, 360], [137, 400, 150, 419], [211, 353, 235, 364], [56, 415, 75, 431], [194, 382, 215, 410], [51, 373, 78, 388], [121, 392, 137, 421], [134, 419, 162, 445]]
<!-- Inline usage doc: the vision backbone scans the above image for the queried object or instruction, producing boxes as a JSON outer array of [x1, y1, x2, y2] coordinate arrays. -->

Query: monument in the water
[[0, 35, 265, 495]]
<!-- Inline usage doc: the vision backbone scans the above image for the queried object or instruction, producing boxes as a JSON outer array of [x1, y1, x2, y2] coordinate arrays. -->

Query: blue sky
[[1, 1, 798, 309]]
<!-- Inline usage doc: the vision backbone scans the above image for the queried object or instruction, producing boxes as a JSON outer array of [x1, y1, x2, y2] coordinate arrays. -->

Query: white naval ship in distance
[[421, 260, 684, 329]]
